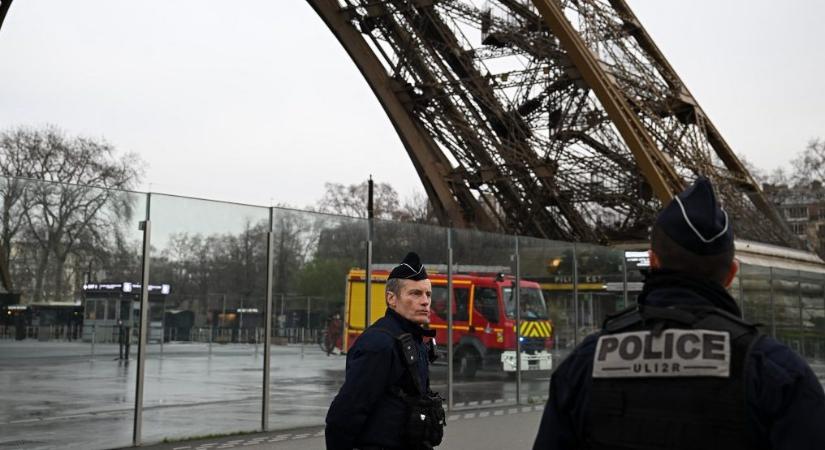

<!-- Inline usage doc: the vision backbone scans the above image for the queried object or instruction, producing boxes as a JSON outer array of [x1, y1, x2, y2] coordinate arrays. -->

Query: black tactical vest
[[584, 304, 761, 450], [374, 328, 446, 450]]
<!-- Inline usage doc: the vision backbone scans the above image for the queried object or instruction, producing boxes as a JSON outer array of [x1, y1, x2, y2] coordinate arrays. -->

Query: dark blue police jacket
[[533, 271, 825, 450], [326, 308, 431, 450]]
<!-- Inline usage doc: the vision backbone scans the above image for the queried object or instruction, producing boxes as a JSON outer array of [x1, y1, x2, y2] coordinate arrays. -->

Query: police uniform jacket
[[326, 308, 432, 450], [533, 271, 825, 450]]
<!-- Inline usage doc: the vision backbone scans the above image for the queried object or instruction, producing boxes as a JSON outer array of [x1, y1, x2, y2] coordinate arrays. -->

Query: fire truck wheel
[[455, 348, 480, 379]]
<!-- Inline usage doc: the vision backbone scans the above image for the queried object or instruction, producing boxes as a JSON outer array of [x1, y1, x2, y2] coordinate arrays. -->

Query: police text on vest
[[592, 329, 730, 378]]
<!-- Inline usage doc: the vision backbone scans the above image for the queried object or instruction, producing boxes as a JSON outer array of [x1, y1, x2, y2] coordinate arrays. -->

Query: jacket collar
[[384, 308, 436, 338], [637, 270, 742, 317]]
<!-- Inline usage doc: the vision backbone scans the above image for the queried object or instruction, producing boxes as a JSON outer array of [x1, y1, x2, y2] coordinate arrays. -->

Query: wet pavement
[[0, 340, 552, 450], [3, 340, 823, 450], [134, 405, 546, 450]]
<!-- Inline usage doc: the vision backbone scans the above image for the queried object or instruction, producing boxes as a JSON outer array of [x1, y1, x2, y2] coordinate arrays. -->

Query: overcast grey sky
[[1, 1, 823, 209]]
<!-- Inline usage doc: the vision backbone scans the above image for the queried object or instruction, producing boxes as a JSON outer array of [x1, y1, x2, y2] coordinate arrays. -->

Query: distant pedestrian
[[326, 252, 445, 450], [117, 319, 131, 360], [533, 177, 825, 449], [326, 312, 343, 356]]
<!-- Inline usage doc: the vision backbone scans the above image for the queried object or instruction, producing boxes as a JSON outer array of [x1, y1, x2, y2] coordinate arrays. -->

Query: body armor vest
[[373, 327, 446, 450], [584, 304, 761, 450]]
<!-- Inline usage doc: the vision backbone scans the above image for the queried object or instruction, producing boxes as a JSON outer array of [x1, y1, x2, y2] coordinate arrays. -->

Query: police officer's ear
[[648, 249, 661, 269], [386, 288, 398, 311], [722, 258, 739, 289]]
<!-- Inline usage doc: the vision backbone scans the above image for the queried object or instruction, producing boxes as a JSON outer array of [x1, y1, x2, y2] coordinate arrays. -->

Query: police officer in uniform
[[533, 177, 825, 449], [326, 252, 445, 450]]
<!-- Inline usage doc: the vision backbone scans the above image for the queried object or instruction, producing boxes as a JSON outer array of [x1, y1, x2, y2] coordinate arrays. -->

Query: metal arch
[[303, 0, 799, 248], [603, 0, 797, 243], [530, 0, 682, 203], [0, 0, 13, 33], [306, 0, 494, 230]]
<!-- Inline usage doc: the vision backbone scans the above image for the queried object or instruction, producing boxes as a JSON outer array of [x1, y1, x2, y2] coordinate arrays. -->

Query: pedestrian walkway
[[132, 404, 545, 450]]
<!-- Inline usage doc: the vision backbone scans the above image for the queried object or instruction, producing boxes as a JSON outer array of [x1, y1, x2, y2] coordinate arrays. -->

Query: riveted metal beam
[[306, 0, 495, 230], [530, 0, 682, 203]]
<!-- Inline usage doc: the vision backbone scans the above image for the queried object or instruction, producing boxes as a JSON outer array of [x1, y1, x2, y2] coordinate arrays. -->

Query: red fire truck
[[344, 269, 553, 378]]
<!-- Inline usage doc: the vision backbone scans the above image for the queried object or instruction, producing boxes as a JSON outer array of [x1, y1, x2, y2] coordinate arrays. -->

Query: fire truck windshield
[[502, 287, 548, 320]]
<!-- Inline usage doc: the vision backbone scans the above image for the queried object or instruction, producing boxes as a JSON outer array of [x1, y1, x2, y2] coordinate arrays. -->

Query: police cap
[[388, 252, 428, 281], [654, 176, 733, 255]]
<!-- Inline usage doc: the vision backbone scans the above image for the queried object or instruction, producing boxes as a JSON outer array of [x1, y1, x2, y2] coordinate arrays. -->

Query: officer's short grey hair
[[385, 278, 405, 304]]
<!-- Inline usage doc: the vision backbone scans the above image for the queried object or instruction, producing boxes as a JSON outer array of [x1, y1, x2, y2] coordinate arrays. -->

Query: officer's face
[[388, 279, 432, 325]]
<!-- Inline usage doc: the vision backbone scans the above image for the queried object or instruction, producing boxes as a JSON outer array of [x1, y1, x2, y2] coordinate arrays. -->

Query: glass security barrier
[[740, 263, 773, 334], [772, 268, 804, 354], [517, 236, 573, 404], [5, 174, 825, 446], [799, 271, 825, 360], [574, 244, 627, 342], [371, 220, 449, 404], [268, 209, 366, 430], [0, 176, 146, 450], [448, 228, 518, 407], [142, 194, 270, 444]]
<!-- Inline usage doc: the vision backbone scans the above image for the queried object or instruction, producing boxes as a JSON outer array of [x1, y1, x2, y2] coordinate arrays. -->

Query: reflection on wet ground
[[0, 341, 822, 450], [0, 341, 544, 449]]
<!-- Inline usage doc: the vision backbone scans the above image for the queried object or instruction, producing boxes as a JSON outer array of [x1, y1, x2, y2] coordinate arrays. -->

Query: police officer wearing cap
[[533, 177, 825, 449], [326, 252, 445, 450]]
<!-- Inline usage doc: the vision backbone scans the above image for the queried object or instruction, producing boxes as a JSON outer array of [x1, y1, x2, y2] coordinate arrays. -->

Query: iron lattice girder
[[311, 0, 799, 248]]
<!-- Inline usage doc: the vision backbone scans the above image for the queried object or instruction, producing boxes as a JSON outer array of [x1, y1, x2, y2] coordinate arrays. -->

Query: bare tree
[[396, 191, 438, 224], [0, 126, 142, 301], [792, 138, 825, 185], [316, 181, 400, 220], [315, 180, 439, 225]]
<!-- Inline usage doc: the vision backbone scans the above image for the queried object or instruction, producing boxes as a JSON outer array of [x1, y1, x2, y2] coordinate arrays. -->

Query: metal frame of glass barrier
[[514, 236, 522, 402], [133, 195, 151, 446], [446, 228, 454, 410], [261, 207, 274, 431]]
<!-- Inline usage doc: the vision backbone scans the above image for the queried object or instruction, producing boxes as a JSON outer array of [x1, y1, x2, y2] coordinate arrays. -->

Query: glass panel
[[371, 220, 449, 406], [772, 268, 802, 352], [575, 244, 626, 338], [798, 270, 825, 361], [142, 194, 270, 444], [0, 176, 145, 449], [518, 236, 574, 392], [739, 263, 772, 332], [449, 228, 518, 406], [269, 209, 366, 431]]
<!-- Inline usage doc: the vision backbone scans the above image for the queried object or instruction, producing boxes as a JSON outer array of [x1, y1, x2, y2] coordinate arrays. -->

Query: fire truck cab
[[344, 269, 553, 378]]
